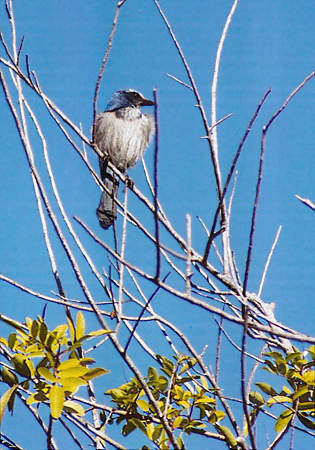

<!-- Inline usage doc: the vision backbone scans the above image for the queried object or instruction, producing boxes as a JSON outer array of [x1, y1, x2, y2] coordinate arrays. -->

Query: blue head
[[105, 89, 155, 112]]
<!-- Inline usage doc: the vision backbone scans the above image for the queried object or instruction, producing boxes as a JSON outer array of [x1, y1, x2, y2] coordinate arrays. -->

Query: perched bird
[[95, 89, 155, 229]]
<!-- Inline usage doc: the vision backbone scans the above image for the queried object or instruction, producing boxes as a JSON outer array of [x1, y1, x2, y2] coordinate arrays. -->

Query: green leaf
[[249, 390, 265, 406], [194, 397, 216, 405], [200, 375, 209, 390], [39, 321, 48, 344], [31, 320, 39, 338], [53, 324, 68, 339], [76, 312, 85, 340], [82, 367, 109, 381], [146, 422, 155, 440], [11, 355, 31, 378], [0, 385, 18, 423], [58, 359, 81, 371], [173, 416, 184, 429], [148, 366, 159, 381], [63, 400, 85, 416], [152, 424, 162, 441], [137, 399, 150, 411], [302, 370, 315, 385], [78, 357, 95, 366], [8, 333, 17, 350], [1, 367, 18, 386], [61, 376, 87, 392], [38, 367, 56, 383], [130, 418, 147, 434], [256, 382, 278, 396], [58, 366, 89, 378], [122, 420, 136, 436], [86, 329, 113, 336], [267, 395, 292, 406], [275, 410, 293, 432], [297, 412, 315, 429], [298, 401, 315, 412], [293, 386, 309, 400], [50, 384, 65, 419], [216, 425, 238, 448], [27, 390, 48, 405]]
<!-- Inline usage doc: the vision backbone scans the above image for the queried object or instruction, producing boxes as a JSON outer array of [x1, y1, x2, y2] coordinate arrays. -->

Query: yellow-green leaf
[[68, 317, 76, 342], [267, 395, 292, 406], [302, 370, 315, 385], [256, 382, 277, 396], [58, 359, 81, 371], [275, 411, 293, 432], [27, 390, 48, 405], [50, 384, 65, 419], [76, 312, 85, 340], [298, 402, 315, 412], [78, 357, 95, 366], [1, 367, 18, 386], [137, 399, 150, 411], [63, 400, 85, 416], [293, 386, 309, 400], [216, 425, 238, 448], [87, 329, 113, 337], [83, 367, 109, 381], [0, 385, 17, 424], [38, 367, 56, 382], [173, 416, 183, 429], [61, 377, 87, 393], [53, 324, 68, 339], [200, 375, 209, 390], [146, 422, 155, 439], [194, 397, 216, 405], [11, 355, 31, 378], [58, 366, 89, 378], [39, 321, 48, 343]]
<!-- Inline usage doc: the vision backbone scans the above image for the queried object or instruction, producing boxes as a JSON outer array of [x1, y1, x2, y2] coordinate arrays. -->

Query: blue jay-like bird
[[95, 89, 155, 228]]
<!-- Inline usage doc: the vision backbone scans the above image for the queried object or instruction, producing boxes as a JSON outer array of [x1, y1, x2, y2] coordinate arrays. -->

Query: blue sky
[[0, 1, 314, 448]]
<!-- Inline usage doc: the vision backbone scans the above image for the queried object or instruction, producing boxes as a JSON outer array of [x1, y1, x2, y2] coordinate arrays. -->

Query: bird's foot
[[125, 175, 134, 189]]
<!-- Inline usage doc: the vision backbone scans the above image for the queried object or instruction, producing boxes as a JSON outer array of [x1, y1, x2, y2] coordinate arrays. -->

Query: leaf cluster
[[106, 354, 225, 449], [250, 346, 315, 433], [0, 312, 111, 420]]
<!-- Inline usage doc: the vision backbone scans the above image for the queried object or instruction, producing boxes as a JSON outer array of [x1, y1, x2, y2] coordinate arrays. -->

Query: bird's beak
[[140, 96, 155, 106]]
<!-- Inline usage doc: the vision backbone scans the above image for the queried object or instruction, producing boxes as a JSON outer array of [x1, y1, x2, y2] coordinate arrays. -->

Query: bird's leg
[[124, 173, 134, 190]]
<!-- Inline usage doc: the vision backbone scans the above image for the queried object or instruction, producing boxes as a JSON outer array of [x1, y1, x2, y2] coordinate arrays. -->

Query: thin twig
[[186, 214, 192, 295], [203, 89, 271, 263], [92, 0, 126, 140], [243, 71, 315, 296], [153, 88, 161, 280], [240, 307, 257, 449], [258, 226, 282, 297]]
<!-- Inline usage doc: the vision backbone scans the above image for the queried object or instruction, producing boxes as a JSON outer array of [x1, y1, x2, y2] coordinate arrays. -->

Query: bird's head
[[105, 89, 155, 112]]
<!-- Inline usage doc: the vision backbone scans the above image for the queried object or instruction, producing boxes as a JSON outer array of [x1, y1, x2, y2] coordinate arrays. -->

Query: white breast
[[95, 110, 154, 171]]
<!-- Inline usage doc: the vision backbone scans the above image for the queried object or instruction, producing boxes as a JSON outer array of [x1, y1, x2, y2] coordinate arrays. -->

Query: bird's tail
[[97, 166, 119, 229]]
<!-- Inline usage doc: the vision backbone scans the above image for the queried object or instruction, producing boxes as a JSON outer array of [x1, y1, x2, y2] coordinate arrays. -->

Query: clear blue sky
[[0, 1, 314, 448]]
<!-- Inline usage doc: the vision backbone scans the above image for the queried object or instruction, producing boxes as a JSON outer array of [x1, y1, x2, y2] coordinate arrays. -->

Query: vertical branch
[[186, 214, 192, 295], [242, 129, 266, 296], [153, 0, 224, 208], [240, 308, 257, 449], [258, 225, 282, 297], [92, 0, 127, 141], [118, 184, 129, 317], [203, 89, 271, 264], [243, 71, 315, 295], [211, 0, 239, 159], [211, 0, 239, 273], [153, 88, 161, 280]]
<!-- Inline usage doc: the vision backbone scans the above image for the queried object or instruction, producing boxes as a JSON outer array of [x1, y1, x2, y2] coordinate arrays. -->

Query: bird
[[94, 89, 155, 229]]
